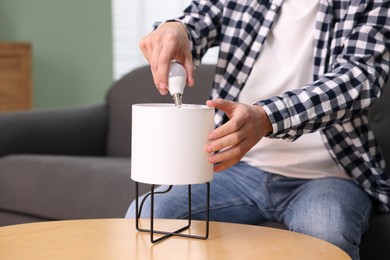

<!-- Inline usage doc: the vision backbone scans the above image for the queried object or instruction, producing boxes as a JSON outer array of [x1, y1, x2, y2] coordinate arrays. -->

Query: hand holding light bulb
[[168, 61, 187, 108]]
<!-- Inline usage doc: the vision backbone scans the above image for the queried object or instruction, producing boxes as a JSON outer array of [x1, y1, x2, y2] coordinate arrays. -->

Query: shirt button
[[270, 4, 277, 10], [237, 79, 243, 85]]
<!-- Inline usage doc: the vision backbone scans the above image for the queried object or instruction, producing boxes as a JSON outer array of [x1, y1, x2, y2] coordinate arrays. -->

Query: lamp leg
[[134, 181, 210, 243]]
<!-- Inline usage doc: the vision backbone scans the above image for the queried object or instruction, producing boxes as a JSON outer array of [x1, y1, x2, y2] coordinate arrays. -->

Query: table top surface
[[0, 218, 350, 260]]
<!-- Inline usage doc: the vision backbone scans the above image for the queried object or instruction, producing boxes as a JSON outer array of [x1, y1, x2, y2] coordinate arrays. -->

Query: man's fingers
[[183, 54, 194, 87], [208, 139, 251, 172], [138, 22, 193, 96], [206, 99, 245, 141], [206, 99, 235, 111], [205, 127, 245, 153]]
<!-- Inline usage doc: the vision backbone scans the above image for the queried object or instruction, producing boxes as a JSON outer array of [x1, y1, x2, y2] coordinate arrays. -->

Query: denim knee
[[284, 178, 372, 260]]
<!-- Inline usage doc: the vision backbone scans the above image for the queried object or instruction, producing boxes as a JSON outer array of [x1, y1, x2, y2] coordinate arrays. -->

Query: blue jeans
[[125, 162, 372, 260]]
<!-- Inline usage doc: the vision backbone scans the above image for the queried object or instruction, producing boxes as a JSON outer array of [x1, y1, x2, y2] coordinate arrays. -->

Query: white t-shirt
[[238, 0, 349, 179]]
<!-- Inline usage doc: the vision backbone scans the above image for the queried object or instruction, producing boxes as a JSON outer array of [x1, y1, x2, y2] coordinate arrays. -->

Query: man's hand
[[139, 22, 194, 95], [205, 99, 272, 172]]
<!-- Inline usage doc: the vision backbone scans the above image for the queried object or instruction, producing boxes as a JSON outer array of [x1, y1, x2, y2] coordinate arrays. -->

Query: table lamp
[[131, 63, 214, 243], [131, 103, 214, 243]]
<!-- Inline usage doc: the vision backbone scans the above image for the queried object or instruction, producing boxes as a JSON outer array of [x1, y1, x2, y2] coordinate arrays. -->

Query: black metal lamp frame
[[135, 181, 210, 243]]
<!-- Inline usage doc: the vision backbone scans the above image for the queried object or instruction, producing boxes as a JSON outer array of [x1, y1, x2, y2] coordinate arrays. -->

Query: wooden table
[[0, 219, 350, 259]]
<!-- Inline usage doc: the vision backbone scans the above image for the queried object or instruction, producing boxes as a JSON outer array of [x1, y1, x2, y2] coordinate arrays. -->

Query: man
[[126, 1, 390, 259]]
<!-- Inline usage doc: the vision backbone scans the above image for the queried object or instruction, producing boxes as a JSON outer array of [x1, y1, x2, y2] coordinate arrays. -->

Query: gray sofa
[[0, 64, 389, 259]]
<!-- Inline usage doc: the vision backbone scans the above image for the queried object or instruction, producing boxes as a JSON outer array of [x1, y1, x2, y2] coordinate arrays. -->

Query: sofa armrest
[[0, 104, 108, 157]]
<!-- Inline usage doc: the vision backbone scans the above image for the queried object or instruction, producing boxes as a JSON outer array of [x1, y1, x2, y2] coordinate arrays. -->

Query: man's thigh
[[281, 177, 372, 259]]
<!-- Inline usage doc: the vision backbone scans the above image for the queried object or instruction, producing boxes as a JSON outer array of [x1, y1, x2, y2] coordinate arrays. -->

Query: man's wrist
[[253, 104, 273, 135]]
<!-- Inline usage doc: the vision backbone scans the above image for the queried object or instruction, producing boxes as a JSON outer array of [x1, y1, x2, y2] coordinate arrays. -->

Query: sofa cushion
[[367, 82, 390, 166], [0, 155, 148, 220], [360, 213, 390, 260], [0, 104, 108, 157], [0, 210, 50, 226]]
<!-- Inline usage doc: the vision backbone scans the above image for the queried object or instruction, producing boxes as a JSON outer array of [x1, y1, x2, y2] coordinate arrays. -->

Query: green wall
[[0, 0, 112, 109]]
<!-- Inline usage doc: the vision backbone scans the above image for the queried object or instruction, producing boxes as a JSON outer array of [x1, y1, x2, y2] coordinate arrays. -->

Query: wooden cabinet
[[0, 42, 32, 112]]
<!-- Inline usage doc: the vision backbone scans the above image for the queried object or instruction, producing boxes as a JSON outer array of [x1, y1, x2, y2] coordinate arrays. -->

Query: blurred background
[[0, 0, 216, 111]]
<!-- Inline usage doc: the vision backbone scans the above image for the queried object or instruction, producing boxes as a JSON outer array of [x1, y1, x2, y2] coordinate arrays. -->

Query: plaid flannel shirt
[[175, 0, 390, 211]]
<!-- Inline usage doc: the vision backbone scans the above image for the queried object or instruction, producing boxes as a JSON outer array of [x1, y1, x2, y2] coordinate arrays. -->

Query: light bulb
[[168, 61, 186, 108]]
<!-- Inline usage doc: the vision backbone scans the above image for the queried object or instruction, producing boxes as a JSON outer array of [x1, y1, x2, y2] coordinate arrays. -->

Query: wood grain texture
[[0, 219, 350, 259]]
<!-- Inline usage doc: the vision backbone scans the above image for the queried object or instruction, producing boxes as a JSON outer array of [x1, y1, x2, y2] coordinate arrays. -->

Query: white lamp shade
[[131, 104, 215, 185]]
